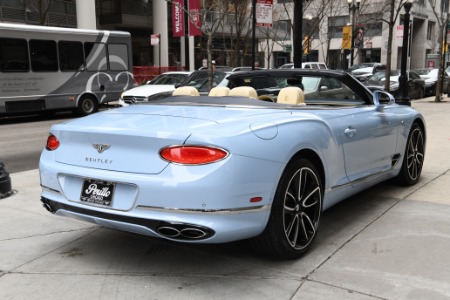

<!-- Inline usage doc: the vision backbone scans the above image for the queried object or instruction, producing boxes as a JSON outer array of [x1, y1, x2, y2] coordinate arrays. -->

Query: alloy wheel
[[406, 127, 425, 181], [283, 166, 322, 250]]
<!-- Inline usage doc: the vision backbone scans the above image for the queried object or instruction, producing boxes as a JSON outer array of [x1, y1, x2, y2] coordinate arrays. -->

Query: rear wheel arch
[[252, 150, 325, 259], [289, 149, 325, 190], [413, 118, 426, 141]]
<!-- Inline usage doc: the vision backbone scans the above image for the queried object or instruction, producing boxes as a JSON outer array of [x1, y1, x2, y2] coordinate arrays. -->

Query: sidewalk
[[1, 98, 450, 299]]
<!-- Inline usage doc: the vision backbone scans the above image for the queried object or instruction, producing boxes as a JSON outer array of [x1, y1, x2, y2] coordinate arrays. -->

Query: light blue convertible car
[[39, 69, 426, 259]]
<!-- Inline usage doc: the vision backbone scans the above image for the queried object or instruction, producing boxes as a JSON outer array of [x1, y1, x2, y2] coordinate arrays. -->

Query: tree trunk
[[435, 23, 444, 102], [384, 0, 395, 92], [207, 32, 214, 91]]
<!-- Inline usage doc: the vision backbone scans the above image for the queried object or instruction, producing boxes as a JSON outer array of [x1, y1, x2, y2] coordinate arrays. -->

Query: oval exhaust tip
[[42, 203, 54, 213]]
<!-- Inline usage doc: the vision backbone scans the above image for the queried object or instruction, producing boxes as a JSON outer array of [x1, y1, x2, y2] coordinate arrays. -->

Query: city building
[[0, 0, 447, 70], [268, 0, 446, 70]]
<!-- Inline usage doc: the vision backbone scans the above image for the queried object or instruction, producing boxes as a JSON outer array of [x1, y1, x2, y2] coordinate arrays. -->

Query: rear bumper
[[40, 196, 271, 243]]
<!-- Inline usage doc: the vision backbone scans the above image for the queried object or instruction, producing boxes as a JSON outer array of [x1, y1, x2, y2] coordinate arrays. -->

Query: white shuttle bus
[[0, 23, 133, 116]]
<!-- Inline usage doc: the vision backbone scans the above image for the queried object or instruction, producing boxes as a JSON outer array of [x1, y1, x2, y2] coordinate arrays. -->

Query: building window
[[358, 14, 382, 37], [328, 16, 350, 39], [1, 0, 23, 8], [427, 21, 435, 40]]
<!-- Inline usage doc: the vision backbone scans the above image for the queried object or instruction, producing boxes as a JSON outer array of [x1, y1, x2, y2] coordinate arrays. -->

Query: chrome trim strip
[[41, 185, 61, 194], [330, 166, 395, 191], [137, 204, 271, 215]]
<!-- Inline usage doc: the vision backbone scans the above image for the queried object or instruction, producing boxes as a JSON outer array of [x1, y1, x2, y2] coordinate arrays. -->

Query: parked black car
[[364, 70, 426, 99], [414, 68, 450, 96], [348, 63, 386, 82]]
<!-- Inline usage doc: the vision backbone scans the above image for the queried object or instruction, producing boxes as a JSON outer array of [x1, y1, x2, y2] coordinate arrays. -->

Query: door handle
[[344, 127, 357, 137]]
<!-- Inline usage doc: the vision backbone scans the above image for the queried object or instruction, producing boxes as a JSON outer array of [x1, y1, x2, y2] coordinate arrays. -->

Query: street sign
[[150, 34, 160, 46], [256, 0, 273, 28], [397, 25, 404, 39]]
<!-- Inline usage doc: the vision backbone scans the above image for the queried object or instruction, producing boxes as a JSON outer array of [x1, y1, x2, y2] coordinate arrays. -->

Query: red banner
[[188, 0, 202, 36], [172, 0, 185, 37]]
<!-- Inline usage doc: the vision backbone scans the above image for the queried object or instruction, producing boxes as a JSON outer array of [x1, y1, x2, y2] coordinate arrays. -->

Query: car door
[[408, 71, 424, 98], [336, 105, 399, 182]]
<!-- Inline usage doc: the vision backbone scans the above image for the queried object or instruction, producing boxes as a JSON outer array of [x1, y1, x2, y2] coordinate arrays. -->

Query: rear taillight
[[160, 145, 228, 165], [46, 134, 60, 151]]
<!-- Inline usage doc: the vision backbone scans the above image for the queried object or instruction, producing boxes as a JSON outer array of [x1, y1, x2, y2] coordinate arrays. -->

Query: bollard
[[0, 162, 13, 199]]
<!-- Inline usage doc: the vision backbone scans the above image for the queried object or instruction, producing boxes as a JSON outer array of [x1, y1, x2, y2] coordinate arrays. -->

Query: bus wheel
[[76, 96, 98, 116]]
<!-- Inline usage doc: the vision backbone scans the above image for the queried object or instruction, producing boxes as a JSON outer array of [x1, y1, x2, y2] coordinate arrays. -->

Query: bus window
[[29, 39, 58, 72], [0, 38, 29, 72], [108, 44, 128, 71], [59, 41, 84, 71], [85, 42, 107, 71]]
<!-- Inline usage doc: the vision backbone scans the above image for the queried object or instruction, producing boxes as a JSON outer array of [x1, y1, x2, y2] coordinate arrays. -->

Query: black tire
[[395, 123, 425, 186], [252, 158, 323, 259], [76, 96, 98, 116]]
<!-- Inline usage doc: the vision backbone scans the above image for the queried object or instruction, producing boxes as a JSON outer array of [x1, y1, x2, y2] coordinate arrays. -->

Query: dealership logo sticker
[[92, 144, 110, 153]]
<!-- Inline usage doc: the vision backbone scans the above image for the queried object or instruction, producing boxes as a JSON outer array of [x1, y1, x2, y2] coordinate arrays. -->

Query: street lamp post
[[397, 0, 413, 106], [293, 0, 303, 68], [440, 11, 449, 97], [347, 0, 360, 67]]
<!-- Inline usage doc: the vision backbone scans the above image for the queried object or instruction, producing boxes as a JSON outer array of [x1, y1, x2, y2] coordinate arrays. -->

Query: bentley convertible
[[39, 69, 426, 259]]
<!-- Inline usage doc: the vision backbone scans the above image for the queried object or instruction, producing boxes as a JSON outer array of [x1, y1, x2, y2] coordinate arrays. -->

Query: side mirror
[[373, 90, 395, 111], [174, 82, 181, 88]]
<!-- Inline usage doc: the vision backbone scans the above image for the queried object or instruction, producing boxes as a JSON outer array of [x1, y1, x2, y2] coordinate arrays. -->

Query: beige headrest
[[229, 86, 258, 99], [208, 86, 231, 96], [277, 87, 305, 105], [172, 86, 200, 96]]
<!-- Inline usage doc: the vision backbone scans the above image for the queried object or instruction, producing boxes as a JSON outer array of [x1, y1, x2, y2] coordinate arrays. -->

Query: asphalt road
[[0, 112, 74, 173]]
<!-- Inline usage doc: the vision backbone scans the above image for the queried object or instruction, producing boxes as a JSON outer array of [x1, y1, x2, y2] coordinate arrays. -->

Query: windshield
[[415, 69, 431, 76], [301, 77, 320, 91], [369, 72, 386, 81], [181, 71, 228, 92], [347, 63, 375, 72], [149, 73, 188, 85]]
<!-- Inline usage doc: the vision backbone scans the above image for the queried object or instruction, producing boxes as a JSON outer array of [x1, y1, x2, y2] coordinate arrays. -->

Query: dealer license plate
[[80, 179, 115, 206]]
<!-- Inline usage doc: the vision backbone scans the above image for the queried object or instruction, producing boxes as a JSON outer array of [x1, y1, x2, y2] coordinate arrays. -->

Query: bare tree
[[26, 0, 52, 25], [304, 0, 336, 65], [170, 0, 228, 89], [223, 0, 253, 67], [369, 0, 410, 92], [257, 2, 293, 68]]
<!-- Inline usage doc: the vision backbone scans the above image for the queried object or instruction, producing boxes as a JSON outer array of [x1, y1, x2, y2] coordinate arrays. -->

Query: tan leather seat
[[172, 86, 200, 96], [208, 86, 230, 96], [229, 86, 258, 99], [277, 87, 305, 105]]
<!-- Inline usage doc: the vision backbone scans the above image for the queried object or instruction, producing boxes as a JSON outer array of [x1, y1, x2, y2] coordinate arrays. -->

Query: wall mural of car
[[39, 69, 426, 259]]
